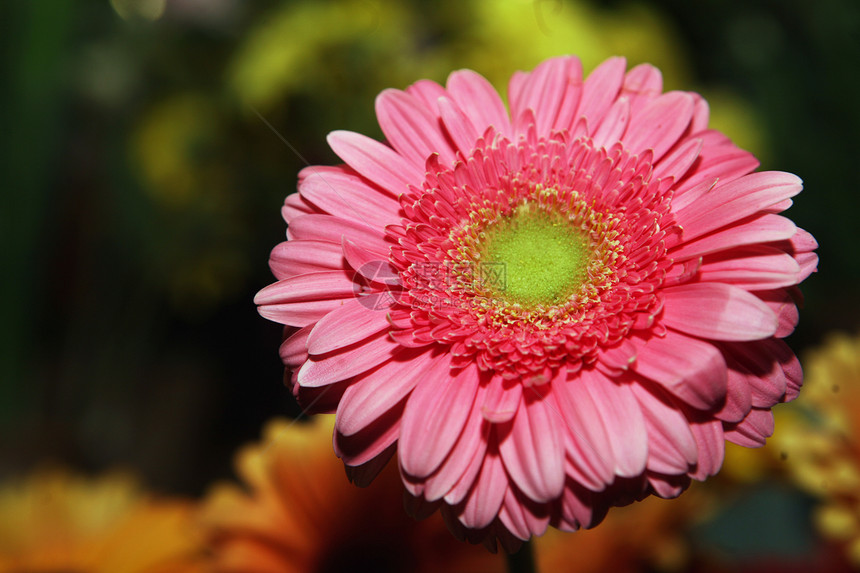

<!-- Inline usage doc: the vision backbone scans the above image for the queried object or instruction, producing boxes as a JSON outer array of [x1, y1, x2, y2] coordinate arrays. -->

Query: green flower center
[[478, 203, 590, 307]]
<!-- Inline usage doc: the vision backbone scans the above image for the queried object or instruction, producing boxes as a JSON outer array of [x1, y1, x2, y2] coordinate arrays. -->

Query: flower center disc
[[478, 203, 590, 308]]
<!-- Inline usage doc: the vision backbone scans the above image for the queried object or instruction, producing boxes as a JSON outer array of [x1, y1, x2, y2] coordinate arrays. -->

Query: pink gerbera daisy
[[255, 55, 817, 550]]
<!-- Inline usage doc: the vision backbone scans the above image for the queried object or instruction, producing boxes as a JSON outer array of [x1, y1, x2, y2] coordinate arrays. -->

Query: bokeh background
[[1, 0, 859, 571]]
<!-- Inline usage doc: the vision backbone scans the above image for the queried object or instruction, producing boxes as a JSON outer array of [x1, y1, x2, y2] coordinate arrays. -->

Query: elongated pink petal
[[269, 240, 345, 278], [698, 246, 802, 290], [335, 348, 439, 436], [498, 394, 565, 503], [652, 137, 702, 182], [334, 400, 403, 466], [591, 97, 630, 149], [299, 164, 402, 229], [553, 371, 615, 482], [511, 56, 576, 136], [622, 91, 695, 161], [661, 283, 778, 341], [724, 407, 774, 447], [621, 63, 663, 115], [577, 56, 627, 129], [722, 339, 788, 408], [458, 451, 507, 529], [438, 96, 480, 155], [446, 69, 512, 137], [634, 330, 727, 410], [688, 418, 725, 480], [375, 89, 456, 167], [297, 331, 403, 388], [482, 379, 523, 423], [675, 171, 803, 242], [286, 214, 389, 254], [278, 325, 312, 370], [282, 192, 317, 222], [306, 297, 392, 355], [670, 213, 797, 261], [582, 371, 649, 477], [632, 383, 698, 474], [399, 363, 481, 478], [255, 270, 356, 305], [326, 130, 421, 192]]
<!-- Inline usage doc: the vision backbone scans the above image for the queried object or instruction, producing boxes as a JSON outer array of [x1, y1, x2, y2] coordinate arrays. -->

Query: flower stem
[[506, 540, 537, 573]]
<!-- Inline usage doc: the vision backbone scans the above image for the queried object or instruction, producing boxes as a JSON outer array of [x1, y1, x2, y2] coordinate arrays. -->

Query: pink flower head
[[255, 56, 818, 551]]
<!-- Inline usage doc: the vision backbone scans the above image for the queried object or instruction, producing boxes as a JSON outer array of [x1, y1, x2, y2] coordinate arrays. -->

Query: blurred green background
[[1, 0, 858, 564]]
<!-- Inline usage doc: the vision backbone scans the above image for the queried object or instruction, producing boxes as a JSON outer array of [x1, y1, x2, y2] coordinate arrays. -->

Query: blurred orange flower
[[0, 468, 204, 573], [199, 415, 705, 572]]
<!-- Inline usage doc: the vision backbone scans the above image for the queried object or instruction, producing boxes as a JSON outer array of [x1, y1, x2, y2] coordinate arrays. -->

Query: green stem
[[506, 539, 537, 573]]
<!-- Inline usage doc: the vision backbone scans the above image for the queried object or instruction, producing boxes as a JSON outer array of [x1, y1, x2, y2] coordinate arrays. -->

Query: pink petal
[[688, 418, 725, 480], [498, 393, 565, 503], [755, 288, 800, 338], [326, 130, 421, 193], [334, 399, 403, 466], [511, 56, 576, 136], [255, 270, 356, 304], [622, 91, 695, 162], [341, 237, 397, 280], [269, 240, 345, 278], [724, 407, 774, 447], [715, 365, 753, 424], [481, 378, 523, 423], [399, 363, 481, 478], [689, 93, 710, 133], [633, 330, 728, 410], [286, 214, 389, 255], [458, 451, 507, 529], [675, 171, 803, 242], [335, 348, 439, 436], [423, 383, 491, 502], [262, 298, 350, 328], [661, 283, 778, 341], [306, 297, 392, 355], [591, 97, 630, 149], [498, 489, 550, 540], [631, 383, 698, 474], [439, 422, 490, 505], [297, 330, 403, 388], [621, 63, 663, 115], [299, 163, 402, 229], [405, 78, 448, 109], [577, 56, 627, 130], [345, 443, 396, 487], [653, 137, 703, 182], [553, 371, 615, 482], [282, 192, 318, 222], [551, 58, 584, 133], [648, 472, 691, 498], [582, 371, 649, 478], [722, 339, 789, 408], [279, 325, 312, 370], [560, 480, 601, 530], [672, 131, 759, 194], [698, 246, 802, 290], [446, 69, 512, 137], [438, 96, 480, 155], [670, 213, 797, 261], [375, 89, 456, 167]]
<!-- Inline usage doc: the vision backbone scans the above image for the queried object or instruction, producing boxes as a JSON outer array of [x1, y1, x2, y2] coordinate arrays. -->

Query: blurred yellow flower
[[765, 332, 860, 565], [0, 468, 203, 573]]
